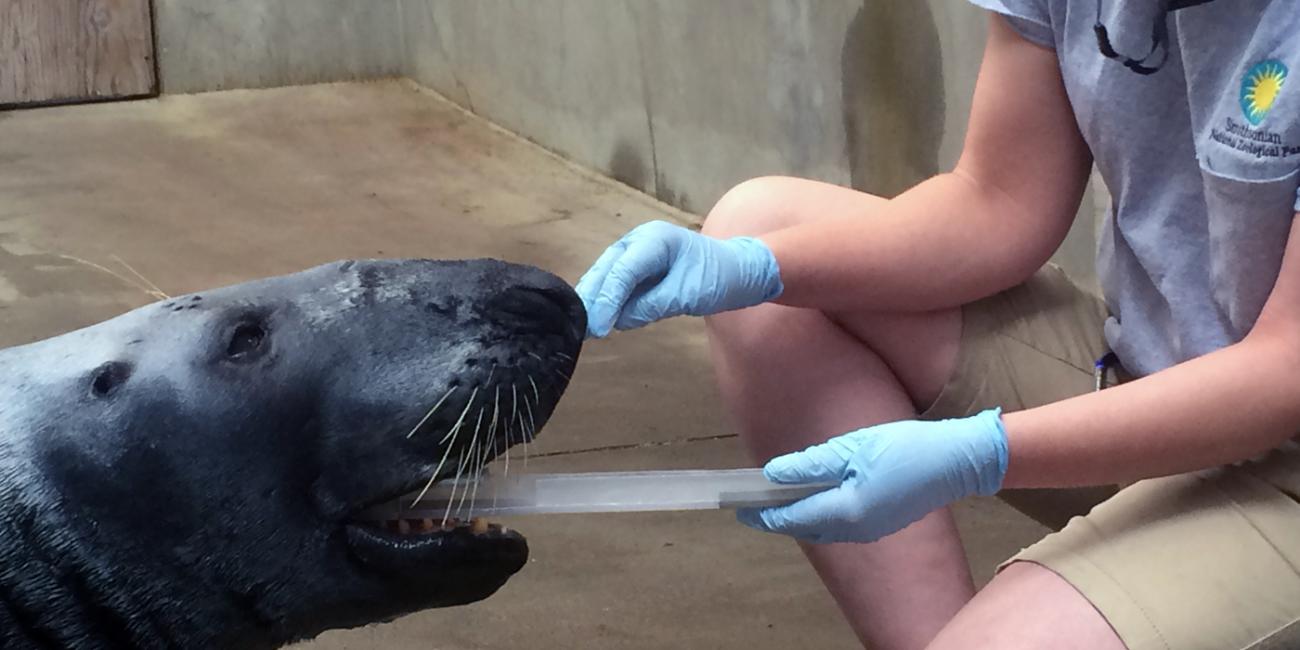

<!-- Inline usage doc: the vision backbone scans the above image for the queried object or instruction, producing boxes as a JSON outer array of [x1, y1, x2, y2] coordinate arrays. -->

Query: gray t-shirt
[[968, 0, 1300, 376]]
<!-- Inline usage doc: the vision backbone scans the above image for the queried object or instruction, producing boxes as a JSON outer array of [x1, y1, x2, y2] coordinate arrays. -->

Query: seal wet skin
[[0, 259, 585, 649]]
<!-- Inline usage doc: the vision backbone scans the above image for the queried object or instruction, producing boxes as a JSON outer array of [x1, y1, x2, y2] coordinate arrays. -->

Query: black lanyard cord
[[1093, 0, 1216, 75]]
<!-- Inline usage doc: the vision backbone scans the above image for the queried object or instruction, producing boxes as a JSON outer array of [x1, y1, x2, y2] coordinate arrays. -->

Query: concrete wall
[[154, 0, 405, 93], [150, 0, 1101, 287], [402, 1, 948, 210], [399, 0, 1100, 288]]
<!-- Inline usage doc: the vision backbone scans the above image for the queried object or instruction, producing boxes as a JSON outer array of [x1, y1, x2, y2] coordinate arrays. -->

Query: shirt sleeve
[[966, 0, 1056, 50]]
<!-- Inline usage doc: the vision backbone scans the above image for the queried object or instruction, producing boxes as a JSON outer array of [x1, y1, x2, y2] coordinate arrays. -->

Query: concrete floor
[[0, 81, 1048, 649]]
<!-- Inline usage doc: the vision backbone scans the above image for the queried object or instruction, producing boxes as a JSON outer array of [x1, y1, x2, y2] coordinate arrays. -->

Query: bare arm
[[761, 16, 1093, 312], [1002, 215, 1300, 487]]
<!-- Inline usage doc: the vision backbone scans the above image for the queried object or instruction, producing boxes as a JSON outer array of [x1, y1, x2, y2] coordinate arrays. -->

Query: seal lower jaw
[[343, 521, 528, 602]]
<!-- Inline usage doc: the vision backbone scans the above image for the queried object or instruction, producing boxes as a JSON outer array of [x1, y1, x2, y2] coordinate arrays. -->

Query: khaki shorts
[[924, 264, 1300, 650]]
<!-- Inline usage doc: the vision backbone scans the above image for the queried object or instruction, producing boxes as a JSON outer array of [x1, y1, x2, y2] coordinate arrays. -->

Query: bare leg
[[927, 562, 1126, 649], [703, 177, 972, 649]]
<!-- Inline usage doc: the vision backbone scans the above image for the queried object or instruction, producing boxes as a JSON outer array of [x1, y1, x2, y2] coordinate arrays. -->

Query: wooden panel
[[1, 0, 155, 108]]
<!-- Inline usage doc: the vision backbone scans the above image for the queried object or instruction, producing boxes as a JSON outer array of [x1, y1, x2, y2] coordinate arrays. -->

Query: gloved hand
[[737, 409, 1009, 544], [575, 220, 783, 338]]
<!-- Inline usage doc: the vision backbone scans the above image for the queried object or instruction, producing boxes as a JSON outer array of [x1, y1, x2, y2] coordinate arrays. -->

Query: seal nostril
[[487, 286, 580, 337], [90, 361, 132, 398]]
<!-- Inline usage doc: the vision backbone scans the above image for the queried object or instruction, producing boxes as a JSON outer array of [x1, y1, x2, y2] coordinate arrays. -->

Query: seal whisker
[[408, 414, 465, 508], [466, 408, 486, 516], [468, 440, 482, 518], [491, 385, 505, 474], [477, 430, 489, 511], [506, 419, 518, 471], [57, 254, 167, 300], [405, 385, 457, 439], [553, 367, 571, 382], [444, 448, 476, 524], [528, 376, 541, 406], [452, 443, 477, 519], [438, 387, 479, 444], [521, 393, 541, 467], [512, 384, 529, 468], [511, 383, 519, 446], [522, 394, 537, 445], [111, 254, 171, 299], [554, 352, 574, 362], [490, 386, 505, 507]]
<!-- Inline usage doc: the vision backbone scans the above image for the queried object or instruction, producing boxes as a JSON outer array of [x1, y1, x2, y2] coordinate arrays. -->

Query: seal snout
[[312, 258, 583, 609]]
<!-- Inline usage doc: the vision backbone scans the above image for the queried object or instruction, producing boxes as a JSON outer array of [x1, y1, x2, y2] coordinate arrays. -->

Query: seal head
[[0, 259, 584, 649]]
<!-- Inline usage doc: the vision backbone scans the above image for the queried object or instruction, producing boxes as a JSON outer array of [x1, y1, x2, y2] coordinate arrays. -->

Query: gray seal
[[0, 258, 585, 649]]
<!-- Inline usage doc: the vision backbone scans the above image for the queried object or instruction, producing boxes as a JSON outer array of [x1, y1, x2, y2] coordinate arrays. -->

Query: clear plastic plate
[[362, 468, 836, 519]]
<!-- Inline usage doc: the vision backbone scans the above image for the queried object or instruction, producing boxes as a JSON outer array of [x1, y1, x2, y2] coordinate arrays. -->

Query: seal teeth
[[369, 516, 501, 536]]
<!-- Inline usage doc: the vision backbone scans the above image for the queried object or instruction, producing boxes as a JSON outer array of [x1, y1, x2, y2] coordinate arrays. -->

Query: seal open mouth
[[343, 475, 528, 578], [344, 514, 527, 581]]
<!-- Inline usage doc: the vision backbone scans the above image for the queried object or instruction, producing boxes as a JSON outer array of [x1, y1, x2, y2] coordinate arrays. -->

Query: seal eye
[[90, 361, 132, 398], [226, 323, 267, 360]]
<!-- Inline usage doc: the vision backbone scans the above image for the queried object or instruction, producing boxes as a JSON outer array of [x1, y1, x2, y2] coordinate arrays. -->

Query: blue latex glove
[[575, 220, 783, 338], [737, 409, 1009, 544]]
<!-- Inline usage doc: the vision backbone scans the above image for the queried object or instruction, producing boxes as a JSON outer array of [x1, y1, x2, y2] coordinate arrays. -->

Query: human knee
[[709, 302, 865, 381], [926, 563, 1126, 650], [701, 176, 796, 239]]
